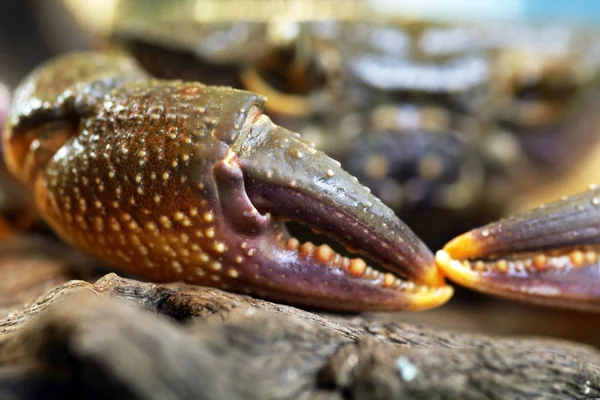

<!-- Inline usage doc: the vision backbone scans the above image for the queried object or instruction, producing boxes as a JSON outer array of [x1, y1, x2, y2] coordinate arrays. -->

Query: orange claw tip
[[442, 231, 487, 260], [408, 284, 454, 311], [435, 250, 481, 288], [419, 262, 448, 288]]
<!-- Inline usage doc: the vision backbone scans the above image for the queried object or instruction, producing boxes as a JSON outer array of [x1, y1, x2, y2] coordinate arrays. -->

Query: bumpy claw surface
[[436, 188, 600, 311], [4, 52, 452, 311]]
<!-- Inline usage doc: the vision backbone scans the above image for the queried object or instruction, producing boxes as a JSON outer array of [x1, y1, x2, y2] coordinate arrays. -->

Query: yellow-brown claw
[[4, 52, 452, 311], [436, 188, 600, 311]]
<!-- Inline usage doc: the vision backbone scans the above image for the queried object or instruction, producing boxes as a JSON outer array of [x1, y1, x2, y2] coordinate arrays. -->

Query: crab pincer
[[436, 188, 600, 311], [3, 52, 452, 311]]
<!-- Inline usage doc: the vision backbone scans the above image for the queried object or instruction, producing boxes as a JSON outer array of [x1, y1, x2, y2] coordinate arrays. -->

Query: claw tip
[[410, 283, 454, 311], [442, 231, 485, 259], [420, 262, 447, 287], [435, 250, 481, 287]]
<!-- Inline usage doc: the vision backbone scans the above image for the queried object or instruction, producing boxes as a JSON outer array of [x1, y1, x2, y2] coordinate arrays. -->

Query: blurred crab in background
[[2, 0, 600, 326]]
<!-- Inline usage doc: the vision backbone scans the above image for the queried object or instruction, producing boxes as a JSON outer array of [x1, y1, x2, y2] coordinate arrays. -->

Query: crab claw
[[225, 114, 452, 310], [436, 188, 600, 311], [5, 52, 451, 312]]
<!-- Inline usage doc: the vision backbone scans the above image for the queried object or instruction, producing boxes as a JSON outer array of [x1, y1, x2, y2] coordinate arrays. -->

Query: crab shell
[[3, 52, 452, 311]]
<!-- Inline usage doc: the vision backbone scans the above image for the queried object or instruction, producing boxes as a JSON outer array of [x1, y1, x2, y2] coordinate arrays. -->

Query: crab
[[3, 10, 600, 313], [4, 47, 600, 314]]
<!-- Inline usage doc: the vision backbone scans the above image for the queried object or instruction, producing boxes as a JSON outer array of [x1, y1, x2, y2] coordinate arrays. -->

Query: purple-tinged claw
[[4, 52, 452, 312], [437, 188, 600, 311], [226, 113, 452, 310]]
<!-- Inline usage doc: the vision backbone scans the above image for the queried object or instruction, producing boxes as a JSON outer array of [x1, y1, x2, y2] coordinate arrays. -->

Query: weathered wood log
[[0, 271, 599, 400]]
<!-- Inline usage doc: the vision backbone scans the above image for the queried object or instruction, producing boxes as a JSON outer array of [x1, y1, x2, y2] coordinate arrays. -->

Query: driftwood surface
[[0, 237, 599, 399]]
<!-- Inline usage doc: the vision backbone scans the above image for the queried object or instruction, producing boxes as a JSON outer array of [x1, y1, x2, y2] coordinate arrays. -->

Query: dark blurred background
[[0, 0, 96, 88]]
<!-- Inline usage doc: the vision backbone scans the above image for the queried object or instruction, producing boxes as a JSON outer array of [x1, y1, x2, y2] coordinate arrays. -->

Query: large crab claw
[[436, 188, 600, 311], [4, 52, 451, 312]]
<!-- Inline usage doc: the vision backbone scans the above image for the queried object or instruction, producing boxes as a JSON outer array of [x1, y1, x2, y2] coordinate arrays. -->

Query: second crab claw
[[436, 188, 600, 311]]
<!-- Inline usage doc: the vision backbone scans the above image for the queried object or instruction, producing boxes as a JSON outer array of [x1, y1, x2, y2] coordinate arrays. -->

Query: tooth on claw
[[332, 253, 342, 267], [286, 238, 300, 251], [383, 273, 396, 288], [474, 260, 485, 272], [348, 258, 367, 277], [569, 250, 585, 267], [315, 244, 334, 264], [495, 259, 509, 273], [585, 251, 598, 264], [299, 242, 314, 258], [340, 257, 351, 271], [365, 266, 378, 280], [532, 254, 547, 271]]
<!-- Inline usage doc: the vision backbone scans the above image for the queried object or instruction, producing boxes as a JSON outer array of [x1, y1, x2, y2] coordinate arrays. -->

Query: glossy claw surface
[[4, 52, 452, 311], [437, 188, 600, 311]]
